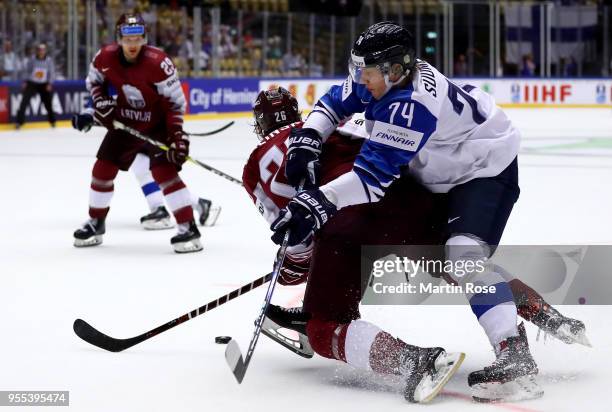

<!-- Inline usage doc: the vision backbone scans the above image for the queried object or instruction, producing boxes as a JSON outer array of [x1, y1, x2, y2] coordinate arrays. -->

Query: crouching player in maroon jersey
[[242, 88, 589, 403], [244, 88, 465, 403], [73, 14, 202, 253]]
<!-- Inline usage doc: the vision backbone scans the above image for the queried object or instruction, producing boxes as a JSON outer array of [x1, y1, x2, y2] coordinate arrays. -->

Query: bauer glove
[[271, 189, 336, 247], [285, 127, 322, 190], [72, 112, 94, 132], [93, 97, 116, 130]]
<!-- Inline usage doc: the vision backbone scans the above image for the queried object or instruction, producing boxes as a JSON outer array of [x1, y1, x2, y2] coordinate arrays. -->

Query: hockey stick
[[112, 120, 243, 185], [73, 272, 273, 352], [185, 121, 234, 136], [225, 182, 304, 383], [225, 235, 290, 383]]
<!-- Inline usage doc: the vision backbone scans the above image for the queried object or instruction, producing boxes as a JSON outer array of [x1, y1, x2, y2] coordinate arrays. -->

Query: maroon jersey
[[242, 121, 364, 224], [86, 44, 185, 137]]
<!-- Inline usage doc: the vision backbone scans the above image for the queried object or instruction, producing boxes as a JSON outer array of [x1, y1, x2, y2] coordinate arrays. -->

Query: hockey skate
[[170, 221, 203, 253], [262, 304, 314, 358], [531, 304, 591, 347], [74, 218, 105, 247], [512, 279, 591, 347], [140, 206, 174, 230], [197, 198, 221, 227], [401, 346, 465, 403], [468, 323, 543, 402]]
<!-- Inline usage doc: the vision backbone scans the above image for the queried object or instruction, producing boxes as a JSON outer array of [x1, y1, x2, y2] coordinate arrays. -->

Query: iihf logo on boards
[[595, 84, 606, 104], [510, 83, 520, 103]]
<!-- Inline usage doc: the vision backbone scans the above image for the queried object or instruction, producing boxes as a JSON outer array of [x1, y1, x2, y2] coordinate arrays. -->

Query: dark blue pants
[[446, 157, 520, 250]]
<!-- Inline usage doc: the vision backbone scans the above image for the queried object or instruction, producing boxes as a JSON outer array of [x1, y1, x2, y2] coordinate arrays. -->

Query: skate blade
[[413, 352, 465, 403], [203, 206, 222, 227], [556, 323, 592, 347], [141, 218, 175, 230], [261, 317, 314, 358], [575, 333, 592, 347], [471, 374, 543, 403], [173, 239, 203, 253], [74, 235, 103, 247]]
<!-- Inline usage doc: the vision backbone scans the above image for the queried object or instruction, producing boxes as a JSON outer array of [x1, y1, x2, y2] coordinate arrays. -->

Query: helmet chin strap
[[382, 68, 410, 97]]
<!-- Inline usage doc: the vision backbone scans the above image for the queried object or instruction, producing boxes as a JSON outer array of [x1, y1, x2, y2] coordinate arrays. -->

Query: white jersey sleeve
[[319, 60, 521, 211], [407, 61, 520, 192]]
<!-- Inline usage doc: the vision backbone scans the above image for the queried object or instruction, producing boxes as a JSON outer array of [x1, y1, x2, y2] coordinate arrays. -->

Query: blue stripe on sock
[[469, 281, 515, 319], [142, 182, 160, 196]]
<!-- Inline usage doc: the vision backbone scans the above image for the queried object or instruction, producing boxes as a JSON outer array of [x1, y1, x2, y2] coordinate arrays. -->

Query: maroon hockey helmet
[[115, 13, 147, 42], [252, 87, 301, 140]]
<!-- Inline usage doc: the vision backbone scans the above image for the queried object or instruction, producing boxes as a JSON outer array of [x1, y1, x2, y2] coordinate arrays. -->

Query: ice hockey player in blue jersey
[[270, 22, 542, 402]]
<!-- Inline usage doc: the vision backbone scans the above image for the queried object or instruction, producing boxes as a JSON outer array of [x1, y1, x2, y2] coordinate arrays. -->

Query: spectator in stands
[[218, 26, 238, 59], [1, 40, 22, 81], [165, 32, 181, 58], [268, 36, 283, 59], [173, 34, 191, 73], [520, 53, 536, 77], [202, 29, 213, 56], [15, 43, 56, 129], [243, 30, 254, 49], [309, 56, 324, 77], [282, 49, 305, 77], [219, 33, 238, 58], [565, 56, 577, 77], [454, 53, 468, 76], [197, 48, 210, 71]]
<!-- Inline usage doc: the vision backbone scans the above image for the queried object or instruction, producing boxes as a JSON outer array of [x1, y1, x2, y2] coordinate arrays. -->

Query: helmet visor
[[348, 58, 387, 85]]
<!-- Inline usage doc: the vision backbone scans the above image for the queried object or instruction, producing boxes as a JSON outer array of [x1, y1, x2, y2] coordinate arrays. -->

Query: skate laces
[[398, 351, 417, 377], [490, 343, 511, 369], [81, 219, 97, 231], [177, 222, 191, 234]]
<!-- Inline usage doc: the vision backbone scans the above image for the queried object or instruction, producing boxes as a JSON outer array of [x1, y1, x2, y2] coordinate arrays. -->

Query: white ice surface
[[1, 108, 611, 411]]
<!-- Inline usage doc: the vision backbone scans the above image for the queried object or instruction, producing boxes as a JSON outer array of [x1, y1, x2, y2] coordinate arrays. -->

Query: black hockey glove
[[285, 127, 322, 190], [271, 189, 336, 247], [71, 112, 94, 132], [93, 97, 116, 130]]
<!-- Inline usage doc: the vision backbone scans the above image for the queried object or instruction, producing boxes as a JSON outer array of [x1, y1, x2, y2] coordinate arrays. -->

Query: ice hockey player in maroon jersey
[[242, 87, 590, 403], [244, 87, 466, 403], [73, 13, 202, 253]]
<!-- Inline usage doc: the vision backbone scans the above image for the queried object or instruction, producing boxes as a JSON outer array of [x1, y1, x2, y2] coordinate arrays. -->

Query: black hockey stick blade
[[73, 272, 273, 353], [186, 121, 235, 136], [73, 318, 142, 352], [225, 339, 247, 383]]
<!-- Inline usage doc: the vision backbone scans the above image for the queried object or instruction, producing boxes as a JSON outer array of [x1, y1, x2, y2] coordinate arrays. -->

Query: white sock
[[130, 153, 164, 211]]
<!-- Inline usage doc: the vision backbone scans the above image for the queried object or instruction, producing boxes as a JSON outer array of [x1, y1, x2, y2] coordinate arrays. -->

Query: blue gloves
[[285, 127, 322, 189], [271, 189, 337, 247], [71, 112, 94, 132]]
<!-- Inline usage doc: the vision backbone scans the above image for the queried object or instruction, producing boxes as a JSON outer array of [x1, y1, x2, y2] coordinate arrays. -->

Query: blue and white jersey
[[305, 60, 520, 208]]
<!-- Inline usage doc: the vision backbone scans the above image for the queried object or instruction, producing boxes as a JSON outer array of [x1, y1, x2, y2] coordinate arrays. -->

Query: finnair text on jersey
[[375, 132, 417, 148]]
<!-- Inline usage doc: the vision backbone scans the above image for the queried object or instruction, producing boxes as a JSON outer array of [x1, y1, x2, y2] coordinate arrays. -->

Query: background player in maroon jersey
[[241, 87, 590, 402], [73, 14, 202, 253]]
